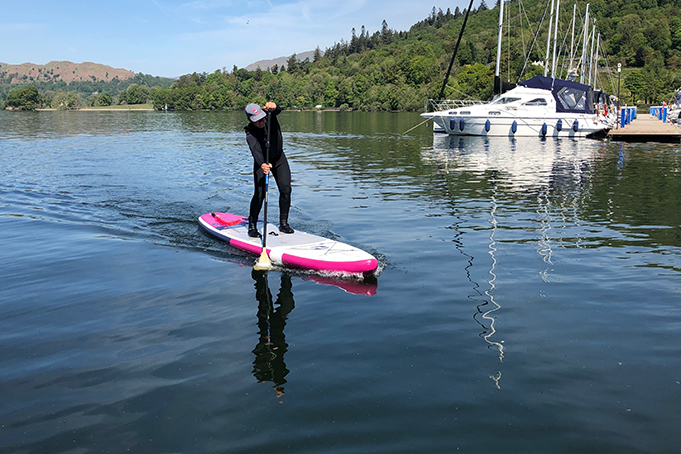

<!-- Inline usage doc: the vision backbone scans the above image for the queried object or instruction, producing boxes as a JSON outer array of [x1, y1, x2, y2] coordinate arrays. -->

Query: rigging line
[[517, 0, 552, 83], [556, 15, 572, 79], [602, 54, 617, 96], [439, 0, 476, 100], [519, 0, 531, 68], [446, 85, 476, 99], [401, 118, 431, 135]]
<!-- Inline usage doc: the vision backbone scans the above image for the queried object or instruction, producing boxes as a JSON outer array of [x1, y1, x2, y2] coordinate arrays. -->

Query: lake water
[[1, 110, 680, 454]]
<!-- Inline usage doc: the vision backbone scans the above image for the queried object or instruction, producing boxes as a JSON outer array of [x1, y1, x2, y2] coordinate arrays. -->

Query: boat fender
[[459, 118, 465, 131], [541, 123, 547, 137], [556, 119, 563, 132], [485, 119, 491, 132], [450, 118, 457, 131], [572, 120, 579, 132], [511, 120, 517, 134]]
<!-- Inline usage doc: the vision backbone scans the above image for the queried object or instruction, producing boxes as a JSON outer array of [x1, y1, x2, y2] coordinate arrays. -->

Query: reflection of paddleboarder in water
[[251, 270, 295, 399]]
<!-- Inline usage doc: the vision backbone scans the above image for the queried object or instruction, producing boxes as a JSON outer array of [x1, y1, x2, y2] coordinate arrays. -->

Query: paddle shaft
[[261, 111, 271, 249]]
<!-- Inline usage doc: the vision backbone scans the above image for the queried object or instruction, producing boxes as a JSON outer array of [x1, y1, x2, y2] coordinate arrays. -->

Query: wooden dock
[[608, 113, 681, 143]]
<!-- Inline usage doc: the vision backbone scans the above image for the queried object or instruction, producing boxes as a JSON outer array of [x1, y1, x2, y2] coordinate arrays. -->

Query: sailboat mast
[[593, 33, 601, 88], [569, 3, 576, 76], [588, 19, 596, 86], [495, 0, 505, 79], [494, 0, 505, 95], [580, 3, 590, 83], [551, 0, 561, 78], [544, 0, 555, 77]]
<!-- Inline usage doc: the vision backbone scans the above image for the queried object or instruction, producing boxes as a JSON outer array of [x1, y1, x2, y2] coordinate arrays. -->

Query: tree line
[[4, 0, 681, 111], [1, 73, 173, 110]]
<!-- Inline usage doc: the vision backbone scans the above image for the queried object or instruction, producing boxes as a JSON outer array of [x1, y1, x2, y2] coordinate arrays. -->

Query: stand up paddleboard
[[198, 212, 378, 275]]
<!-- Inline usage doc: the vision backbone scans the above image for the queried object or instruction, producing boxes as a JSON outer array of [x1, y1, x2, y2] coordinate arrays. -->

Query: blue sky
[[2, 0, 470, 78]]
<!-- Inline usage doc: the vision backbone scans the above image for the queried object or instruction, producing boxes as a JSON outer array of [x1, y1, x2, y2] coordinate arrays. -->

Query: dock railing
[[649, 106, 668, 123], [620, 106, 637, 128]]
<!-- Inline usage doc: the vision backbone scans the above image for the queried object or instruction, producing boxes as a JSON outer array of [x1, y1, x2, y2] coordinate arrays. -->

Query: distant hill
[[245, 51, 321, 71], [0, 61, 136, 84]]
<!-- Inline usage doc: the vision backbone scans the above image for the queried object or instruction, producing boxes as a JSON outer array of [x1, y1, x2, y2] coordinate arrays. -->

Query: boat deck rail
[[426, 99, 488, 112]]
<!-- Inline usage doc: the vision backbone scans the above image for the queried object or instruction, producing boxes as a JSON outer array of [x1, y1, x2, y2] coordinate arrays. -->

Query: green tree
[[124, 84, 150, 104], [642, 54, 672, 103], [97, 93, 112, 106], [455, 63, 494, 100], [646, 17, 671, 56], [323, 79, 339, 107], [624, 70, 647, 103], [4, 86, 40, 110], [149, 87, 172, 110], [52, 91, 81, 110], [286, 54, 299, 73]]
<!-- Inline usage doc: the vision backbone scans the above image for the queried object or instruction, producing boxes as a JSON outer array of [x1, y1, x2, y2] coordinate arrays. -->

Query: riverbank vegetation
[[4, 0, 681, 112], [1, 73, 172, 110]]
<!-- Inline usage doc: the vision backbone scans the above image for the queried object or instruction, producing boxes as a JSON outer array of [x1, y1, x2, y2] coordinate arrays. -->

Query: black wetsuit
[[245, 106, 292, 226]]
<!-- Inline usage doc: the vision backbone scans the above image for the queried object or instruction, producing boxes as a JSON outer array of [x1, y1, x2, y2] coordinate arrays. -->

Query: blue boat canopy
[[519, 75, 595, 115]]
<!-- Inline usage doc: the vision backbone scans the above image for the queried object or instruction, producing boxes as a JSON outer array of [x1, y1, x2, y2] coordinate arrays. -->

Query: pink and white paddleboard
[[198, 212, 378, 275]]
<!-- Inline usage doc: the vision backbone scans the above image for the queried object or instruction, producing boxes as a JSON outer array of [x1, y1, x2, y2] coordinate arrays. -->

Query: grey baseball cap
[[245, 103, 266, 122]]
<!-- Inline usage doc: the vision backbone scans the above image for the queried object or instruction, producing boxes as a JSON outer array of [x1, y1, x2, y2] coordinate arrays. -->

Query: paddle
[[254, 110, 273, 270]]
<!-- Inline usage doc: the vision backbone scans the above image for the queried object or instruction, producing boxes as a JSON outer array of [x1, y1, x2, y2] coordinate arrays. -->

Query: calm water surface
[[1, 110, 680, 453]]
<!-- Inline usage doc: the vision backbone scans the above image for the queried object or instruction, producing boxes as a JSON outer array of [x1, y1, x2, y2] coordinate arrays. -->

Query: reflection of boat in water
[[475, 172, 505, 388], [427, 135, 600, 389], [425, 134, 597, 191]]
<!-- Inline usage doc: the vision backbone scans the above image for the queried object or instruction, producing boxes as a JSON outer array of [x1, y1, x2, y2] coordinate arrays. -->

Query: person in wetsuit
[[244, 101, 294, 238]]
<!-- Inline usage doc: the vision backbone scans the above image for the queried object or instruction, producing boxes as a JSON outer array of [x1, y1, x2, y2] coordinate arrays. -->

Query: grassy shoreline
[[36, 104, 154, 111]]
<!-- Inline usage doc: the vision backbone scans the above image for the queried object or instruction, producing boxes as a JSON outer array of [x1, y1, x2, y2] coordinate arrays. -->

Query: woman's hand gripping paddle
[[254, 110, 273, 270]]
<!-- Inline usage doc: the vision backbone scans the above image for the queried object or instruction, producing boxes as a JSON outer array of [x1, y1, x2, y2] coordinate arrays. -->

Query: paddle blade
[[253, 248, 273, 270]]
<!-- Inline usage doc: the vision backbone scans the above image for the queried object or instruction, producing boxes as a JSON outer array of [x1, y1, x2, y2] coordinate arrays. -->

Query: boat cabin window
[[556, 87, 587, 111], [492, 97, 521, 104], [459, 111, 471, 115], [523, 98, 548, 106]]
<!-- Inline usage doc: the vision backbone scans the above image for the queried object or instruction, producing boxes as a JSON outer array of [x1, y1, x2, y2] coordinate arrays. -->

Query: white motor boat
[[421, 75, 612, 138]]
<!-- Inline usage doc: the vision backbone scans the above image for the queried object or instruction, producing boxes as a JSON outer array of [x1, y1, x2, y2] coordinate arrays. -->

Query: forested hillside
[[147, 0, 681, 111], [4, 0, 681, 111]]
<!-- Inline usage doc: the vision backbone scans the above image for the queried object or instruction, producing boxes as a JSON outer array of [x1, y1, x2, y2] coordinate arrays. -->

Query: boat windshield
[[491, 97, 521, 105], [556, 87, 587, 111]]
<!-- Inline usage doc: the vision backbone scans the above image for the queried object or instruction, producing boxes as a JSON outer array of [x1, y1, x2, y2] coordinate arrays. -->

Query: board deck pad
[[199, 212, 378, 274]]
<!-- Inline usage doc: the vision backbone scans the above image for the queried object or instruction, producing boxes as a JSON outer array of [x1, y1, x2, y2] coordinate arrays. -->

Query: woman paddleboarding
[[244, 101, 294, 238]]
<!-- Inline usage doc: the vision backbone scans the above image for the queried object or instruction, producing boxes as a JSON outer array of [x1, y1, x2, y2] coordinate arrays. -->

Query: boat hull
[[423, 111, 609, 138]]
